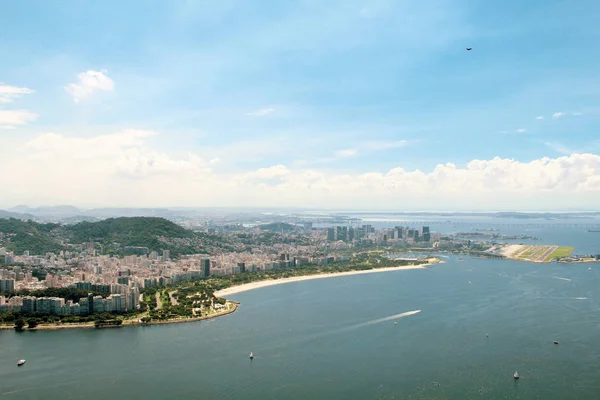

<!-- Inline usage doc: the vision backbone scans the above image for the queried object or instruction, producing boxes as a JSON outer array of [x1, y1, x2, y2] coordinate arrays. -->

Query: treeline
[[1, 311, 137, 325]]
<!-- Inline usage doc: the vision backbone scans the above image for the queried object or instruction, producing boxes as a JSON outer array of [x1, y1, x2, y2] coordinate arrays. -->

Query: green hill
[[68, 217, 194, 242], [0, 217, 237, 257], [0, 218, 63, 255]]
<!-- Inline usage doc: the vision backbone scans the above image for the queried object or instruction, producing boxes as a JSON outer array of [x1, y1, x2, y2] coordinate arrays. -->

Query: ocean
[[1, 219, 599, 399]]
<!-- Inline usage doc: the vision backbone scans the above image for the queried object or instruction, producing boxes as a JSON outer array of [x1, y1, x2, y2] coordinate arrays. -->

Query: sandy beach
[[1, 260, 442, 331], [215, 260, 440, 297]]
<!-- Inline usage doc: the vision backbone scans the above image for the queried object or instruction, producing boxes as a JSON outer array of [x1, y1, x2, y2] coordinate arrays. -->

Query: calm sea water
[[1, 222, 600, 399]]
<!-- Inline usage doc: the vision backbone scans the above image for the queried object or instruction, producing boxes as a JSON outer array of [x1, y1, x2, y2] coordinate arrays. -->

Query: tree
[[14, 318, 25, 330], [27, 318, 38, 329]]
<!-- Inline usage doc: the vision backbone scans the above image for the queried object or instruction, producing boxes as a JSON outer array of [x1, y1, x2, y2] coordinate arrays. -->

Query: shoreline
[[215, 259, 441, 297], [0, 302, 239, 331], [0, 259, 441, 331]]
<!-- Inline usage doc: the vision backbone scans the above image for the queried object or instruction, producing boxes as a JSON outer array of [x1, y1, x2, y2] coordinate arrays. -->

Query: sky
[[1, 0, 600, 210]]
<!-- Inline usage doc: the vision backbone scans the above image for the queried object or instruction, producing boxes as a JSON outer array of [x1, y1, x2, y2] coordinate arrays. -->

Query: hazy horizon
[[3, 204, 600, 214]]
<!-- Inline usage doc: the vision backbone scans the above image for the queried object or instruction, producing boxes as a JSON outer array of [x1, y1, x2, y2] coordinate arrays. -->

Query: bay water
[[1, 221, 600, 399]]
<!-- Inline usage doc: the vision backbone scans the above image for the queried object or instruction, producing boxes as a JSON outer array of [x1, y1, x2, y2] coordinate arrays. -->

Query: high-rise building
[[4, 253, 14, 265], [395, 226, 403, 239], [22, 296, 37, 313], [127, 287, 140, 311], [237, 262, 246, 273], [201, 259, 211, 277], [93, 296, 105, 313], [336, 226, 348, 241], [356, 228, 365, 240], [0, 279, 15, 294], [88, 293, 95, 315], [348, 228, 355, 241], [327, 228, 335, 241], [414, 231, 420, 242], [79, 297, 89, 315], [422, 226, 430, 242], [162, 250, 170, 262], [117, 277, 130, 285]]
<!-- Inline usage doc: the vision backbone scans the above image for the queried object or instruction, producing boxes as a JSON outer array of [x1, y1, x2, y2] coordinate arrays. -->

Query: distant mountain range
[[0, 209, 37, 220], [2, 206, 599, 224]]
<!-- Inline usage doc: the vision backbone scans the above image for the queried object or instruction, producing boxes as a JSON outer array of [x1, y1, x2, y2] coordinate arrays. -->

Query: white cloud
[[552, 112, 565, 119], [1, 130, 600, 209], [0, 84, 34, 103], [246, 107, 275, 116], [515, 128, 527, 133], [64, 70, 115, 102], [0, 110, 38, 129], [536, 116, 544, 120]]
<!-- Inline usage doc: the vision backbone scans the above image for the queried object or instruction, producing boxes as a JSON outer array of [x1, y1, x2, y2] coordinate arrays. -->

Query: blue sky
[[1, 0, 600, 209]]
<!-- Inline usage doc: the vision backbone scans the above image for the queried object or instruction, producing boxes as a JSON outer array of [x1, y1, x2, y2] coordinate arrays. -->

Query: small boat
[[249, 352, 254, 360], [513, 371, 519, 380], [17, 359, 26, 366], [394, 322, 397, 325], [554, 340, 559, 344], [589, 267, 592, 271]]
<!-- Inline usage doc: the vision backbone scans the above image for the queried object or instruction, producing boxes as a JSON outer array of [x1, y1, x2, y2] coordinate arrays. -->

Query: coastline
[[0, 259, 441, 331], [215, 259, 441, 297], [0, 302, 239, 331]]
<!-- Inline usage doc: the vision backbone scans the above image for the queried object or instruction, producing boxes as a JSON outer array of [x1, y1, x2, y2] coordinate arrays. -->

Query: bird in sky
[[466, 47, 472, 51]]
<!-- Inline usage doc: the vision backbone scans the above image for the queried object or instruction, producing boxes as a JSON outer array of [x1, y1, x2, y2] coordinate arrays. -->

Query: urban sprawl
[[0, 224, 457, 316]]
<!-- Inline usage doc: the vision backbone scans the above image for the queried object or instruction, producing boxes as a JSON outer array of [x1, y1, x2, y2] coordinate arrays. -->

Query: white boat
[[513, 371, 519, 380], [17, 359, 26, 366], [249, 352, 254, 360]]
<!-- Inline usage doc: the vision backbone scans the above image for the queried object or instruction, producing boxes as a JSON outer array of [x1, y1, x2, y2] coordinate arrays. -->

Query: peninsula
[[1, 255, 442, 330]]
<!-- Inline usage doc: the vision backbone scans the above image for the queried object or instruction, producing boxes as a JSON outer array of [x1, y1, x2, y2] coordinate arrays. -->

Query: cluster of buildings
[[0, 291, 138, 315], [325, 225, 432, 244], [0, 222, 442, 316]]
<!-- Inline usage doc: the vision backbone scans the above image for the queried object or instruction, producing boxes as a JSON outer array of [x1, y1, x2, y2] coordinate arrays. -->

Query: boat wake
[[351, 310, 422, 329], [573, 297, 587, 300], [255, 310, 423, 351], [552, 276, 572, 282]]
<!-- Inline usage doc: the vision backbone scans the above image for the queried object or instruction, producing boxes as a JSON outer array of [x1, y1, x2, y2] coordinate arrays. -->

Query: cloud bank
[[0, 130, 598, 210]]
